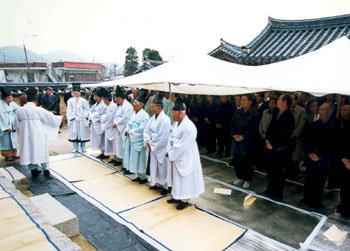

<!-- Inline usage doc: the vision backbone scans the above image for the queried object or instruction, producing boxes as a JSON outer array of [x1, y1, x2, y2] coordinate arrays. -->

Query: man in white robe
[[66, 83, 90, 152], [166, 97, 205, 210], [113, 86, 133, 166], [15, 88, 62, 177], [123, 90, 150, 183], [0, 87, 19, 161], [144, 93, 171, 194], [100, 88, 118, 160], [89, 88, 108, 159]]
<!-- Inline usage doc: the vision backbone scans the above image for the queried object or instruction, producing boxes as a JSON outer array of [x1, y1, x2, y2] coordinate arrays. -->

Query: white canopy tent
[[84, 37, 350, 97]]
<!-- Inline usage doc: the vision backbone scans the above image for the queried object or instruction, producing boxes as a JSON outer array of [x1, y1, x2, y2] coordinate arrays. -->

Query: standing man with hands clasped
[[144, 93, 172, 195], [166, 97, 205, 210], [66, 83, 90, 153]]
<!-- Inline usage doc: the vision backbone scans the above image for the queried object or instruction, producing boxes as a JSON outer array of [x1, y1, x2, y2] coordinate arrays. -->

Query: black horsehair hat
[[72, 83, 81, 92], [136, 90, 149, 104], [152, 93, 164, 106], [0, 87, 12, 98], [172, 97, 186, 111], [115, 85, 126, 98], [26, 88, 38, 101]]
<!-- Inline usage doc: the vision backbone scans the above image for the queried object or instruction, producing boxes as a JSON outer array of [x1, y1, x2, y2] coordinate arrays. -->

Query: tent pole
[[168, 82, 171, 102], [336, 94, 341, 119]]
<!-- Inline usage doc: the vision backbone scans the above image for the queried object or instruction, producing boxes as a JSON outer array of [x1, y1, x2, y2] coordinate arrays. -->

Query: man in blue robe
[[0, 87, 19, 161]]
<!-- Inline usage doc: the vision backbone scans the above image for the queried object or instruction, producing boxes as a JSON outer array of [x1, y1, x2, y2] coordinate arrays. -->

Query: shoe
[[132, 177, 141, 182], [233, 179, 244, 186], [114, 161, 122, 166], [12, 156, 20, 159], [167, 187, 172, 194], [81, 149, 86, 153], [108, 159, 116, 164], [72, 150, 78, 153], [176, 201, 189, 210], [43, 170, 50, 177], [96, 154, 104, 159], [121, 167, 126, 171], [100, 155, 109, 159], [31, 169, 42, 177], [124, 170, 131, 175], [139, 179, 147, 184], [160, 188, 168, 195], [149, 185, 160, 190], [243, 181, 250, 189], [5, 156, 14, 162], [167, 198, 180, 204]]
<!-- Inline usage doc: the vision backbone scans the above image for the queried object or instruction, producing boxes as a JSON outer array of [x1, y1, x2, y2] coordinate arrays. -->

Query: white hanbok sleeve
[[168, 126, 195, 162], [39, 107, 62, 140], [150, 116, 171, 153]]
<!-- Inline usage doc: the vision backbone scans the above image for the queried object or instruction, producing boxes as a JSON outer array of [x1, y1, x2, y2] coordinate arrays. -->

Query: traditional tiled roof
[[51, 61, 106, 70], [0, 62, 48, 68], [136, 59, 167, 73], [209, 14, 350, 65]]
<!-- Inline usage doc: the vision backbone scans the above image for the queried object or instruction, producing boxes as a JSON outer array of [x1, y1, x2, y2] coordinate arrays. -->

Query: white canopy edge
[[82, 37, 350, 97]]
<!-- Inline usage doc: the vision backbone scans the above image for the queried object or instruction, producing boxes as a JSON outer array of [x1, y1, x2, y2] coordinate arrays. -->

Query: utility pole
[[22, 34, 37, 82]]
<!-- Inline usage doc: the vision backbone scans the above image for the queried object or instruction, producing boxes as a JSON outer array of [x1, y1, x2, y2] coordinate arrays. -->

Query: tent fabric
[[85, 37, 350, 96]]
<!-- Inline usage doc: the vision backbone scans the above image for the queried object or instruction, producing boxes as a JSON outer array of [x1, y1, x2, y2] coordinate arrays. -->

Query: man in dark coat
[[40, 87, 60, 115], [335, 105, 350, 217], [215, 96, 235, 157], [264, 93, 295, 200], [204, 95, 217, 154], [300, 102, 334, 208], [231, 94, 260, 189]]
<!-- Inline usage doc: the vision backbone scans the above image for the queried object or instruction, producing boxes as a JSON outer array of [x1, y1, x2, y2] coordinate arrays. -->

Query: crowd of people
[[0, 85, 349, 216]]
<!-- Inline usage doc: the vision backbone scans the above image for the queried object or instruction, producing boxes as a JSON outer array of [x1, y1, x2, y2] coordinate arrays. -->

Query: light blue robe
[[123, 109, 149, 174], [0, 100, 19, 150]]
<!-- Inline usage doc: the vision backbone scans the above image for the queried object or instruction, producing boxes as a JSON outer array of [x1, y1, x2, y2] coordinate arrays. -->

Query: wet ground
[[1, 127, 348, 250]]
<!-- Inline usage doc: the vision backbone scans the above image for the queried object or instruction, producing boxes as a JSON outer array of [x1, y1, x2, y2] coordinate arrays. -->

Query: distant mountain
[[0, 46, 88, 63], [42, 50, 88, 63], [0, 46, 45, 63]]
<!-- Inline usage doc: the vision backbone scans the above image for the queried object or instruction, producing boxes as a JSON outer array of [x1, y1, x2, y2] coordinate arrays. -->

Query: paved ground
[[1, 127, 348, 250]]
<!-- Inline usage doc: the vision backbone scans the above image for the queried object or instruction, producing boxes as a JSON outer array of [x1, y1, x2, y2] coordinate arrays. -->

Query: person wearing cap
[[66, 83, 90, 153], [15, 88, 62, 177], [100, 88, 118, 160], [144, 93, 171, 194], [89, 87, 108, 159], [0, 87, 19, 161], [112, 86, 134, 166], [40, 87, 60, 115], [123, 90, 150, 182], [166, 97, 205, 210]]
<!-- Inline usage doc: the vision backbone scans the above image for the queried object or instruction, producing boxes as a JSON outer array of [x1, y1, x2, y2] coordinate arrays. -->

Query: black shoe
[[5, 156, 14, 162], [114, 161, 122, 166], [176, 201, 189, 210], [124, 170, 131, 175], [167, 187, 172, 194], [149, 185, 160, 190], [121, 167, 126, 171], [139, 179, 147, 184], [31, 169, 42, 177], [43, 170, 50, 177], [160, 188, 168, 195], [12, 156, 20, 160], [100, 155, 109, 159], [108, 159, 116, 164], [132, 177, 141, 182], [167, 198, 180, 204]]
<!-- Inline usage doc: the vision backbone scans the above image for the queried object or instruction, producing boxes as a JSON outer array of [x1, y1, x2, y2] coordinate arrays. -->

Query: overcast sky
[[1, 0, 349, 65]]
